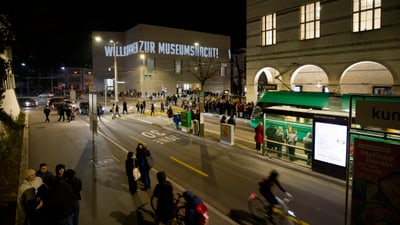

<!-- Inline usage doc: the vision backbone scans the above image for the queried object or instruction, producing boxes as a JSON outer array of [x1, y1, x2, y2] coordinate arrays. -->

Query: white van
[[37, 93, 54, 104]]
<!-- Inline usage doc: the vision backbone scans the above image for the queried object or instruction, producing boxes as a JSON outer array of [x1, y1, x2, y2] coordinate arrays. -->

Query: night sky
[[3, 1, 246, 72]]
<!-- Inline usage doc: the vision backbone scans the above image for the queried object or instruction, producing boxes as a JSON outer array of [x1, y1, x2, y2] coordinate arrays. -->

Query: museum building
[[91, 24, 231, 98]]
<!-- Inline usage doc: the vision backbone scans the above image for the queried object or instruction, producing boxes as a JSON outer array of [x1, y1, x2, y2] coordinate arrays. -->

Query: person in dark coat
[[136, 143, 151, 190], [153, 171, 175, 224], [44, 105, 51, 123], [37, 173, 76, 225], [122, 100, 128, 114], [125, 151, 137, 194], [227, 114, 236, 130], [64, 169, 82, 225]]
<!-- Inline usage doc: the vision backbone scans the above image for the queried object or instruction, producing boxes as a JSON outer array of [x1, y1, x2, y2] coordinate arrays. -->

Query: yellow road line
[[170, 156, 208, 177], [128, 135, 146, 146]]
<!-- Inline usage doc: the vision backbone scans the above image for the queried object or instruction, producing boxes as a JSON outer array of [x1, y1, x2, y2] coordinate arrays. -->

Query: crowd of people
[[18, 163, 82, 225]]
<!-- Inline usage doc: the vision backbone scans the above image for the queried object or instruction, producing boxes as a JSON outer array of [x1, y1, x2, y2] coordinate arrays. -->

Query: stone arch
[[340, 61, 394, 95], [290, 64, 329, 92], [253, 67, 280, 97]]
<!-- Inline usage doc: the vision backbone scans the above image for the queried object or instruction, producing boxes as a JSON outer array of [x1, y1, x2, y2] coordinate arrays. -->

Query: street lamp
[[95, 36, 119, 103], [110, 40, 119, 103]]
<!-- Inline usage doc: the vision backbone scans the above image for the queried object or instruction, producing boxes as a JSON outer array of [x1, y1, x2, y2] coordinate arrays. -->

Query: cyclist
[[259, 170, 292, 224], [182, 190, 209, 225], [153, 171, 175, 225]]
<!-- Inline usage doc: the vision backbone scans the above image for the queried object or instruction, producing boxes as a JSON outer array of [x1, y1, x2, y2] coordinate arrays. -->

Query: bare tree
[[187, 57, 223, 90]]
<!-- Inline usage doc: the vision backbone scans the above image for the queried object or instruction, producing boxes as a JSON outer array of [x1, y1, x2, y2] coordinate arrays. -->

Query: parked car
[[78, 102, 104, 115], [18, 97, 38, 108], [79, 102, 89, 115]]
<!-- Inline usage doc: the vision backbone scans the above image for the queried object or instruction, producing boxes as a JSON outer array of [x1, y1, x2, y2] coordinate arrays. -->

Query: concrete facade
[[246, 0, 400, 103], [92, 24, 231, 98]]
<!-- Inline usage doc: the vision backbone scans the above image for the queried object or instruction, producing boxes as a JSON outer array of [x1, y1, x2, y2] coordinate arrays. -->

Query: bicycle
[[151, 192, 186, 225], [248, 192, 309, 225]]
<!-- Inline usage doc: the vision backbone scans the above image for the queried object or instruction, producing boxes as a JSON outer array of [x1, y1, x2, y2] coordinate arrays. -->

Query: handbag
[[133, 167, 141, 181]]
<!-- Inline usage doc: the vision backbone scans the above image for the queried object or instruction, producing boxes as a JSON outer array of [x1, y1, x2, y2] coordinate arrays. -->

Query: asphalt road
[[20, 100, 349, 225]]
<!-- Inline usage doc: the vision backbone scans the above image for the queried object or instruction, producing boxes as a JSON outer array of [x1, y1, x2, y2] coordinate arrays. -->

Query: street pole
[[112, 41, 118, 103]]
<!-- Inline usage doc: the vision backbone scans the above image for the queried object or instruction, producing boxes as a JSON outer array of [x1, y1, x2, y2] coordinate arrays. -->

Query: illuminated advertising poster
[[312, 115, 348, 179], [314, 121, 347, 167], [351, 138, 400, 225]]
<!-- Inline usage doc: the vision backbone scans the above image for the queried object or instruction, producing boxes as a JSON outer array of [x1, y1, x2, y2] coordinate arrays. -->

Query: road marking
[[129, 135, 146, 146], [169, 156, 208, 177]]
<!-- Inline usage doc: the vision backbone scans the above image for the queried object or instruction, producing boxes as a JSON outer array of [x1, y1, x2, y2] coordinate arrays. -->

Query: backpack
[[145, 150, 154, 168]]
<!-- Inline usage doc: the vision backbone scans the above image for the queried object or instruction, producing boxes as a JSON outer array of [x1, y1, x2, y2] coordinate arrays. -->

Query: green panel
[[180, 111, 192, 127], [258, 91, 331, 109]]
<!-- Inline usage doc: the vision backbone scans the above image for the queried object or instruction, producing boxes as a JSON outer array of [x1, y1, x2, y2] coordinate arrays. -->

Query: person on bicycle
[[183, 190, 209, 225], [153, 171, 175, 225], [259, 170, 292, 224]]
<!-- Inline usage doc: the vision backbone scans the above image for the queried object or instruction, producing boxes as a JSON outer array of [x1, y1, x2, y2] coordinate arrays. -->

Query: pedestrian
[[167, 106, 173, 124], [18, 169, 43, 225], [274, 127, 285, 157], [57, 101, 65, 122], [115, 103, 121, 117], [111, 103, 115, 119], [65, 106, 72, 122], [125, 151, 137, 194], [220, 115, 226, 123], [254, 121, 264, 151], [64, 169, 82, 225], [151, 103, 155, 116], [160, 101, 165, 113], [122, 100, 128, 114], [35, 162, 52, 178], [265, 123, 277, 150], [153, 171, 175, 225], [97, 104, 102, 121], [37, 173, 75, 225], [44, 105, 51, 123], [136, 143, 151, 191], [140, 102, 145, 114], [136, 101, 140, 113], [303, 132, 313, 165], [286, 128, 298, 161], [183, 190, 209, 225], [55, 163, 66, 180], [227, 114, 236, 130]]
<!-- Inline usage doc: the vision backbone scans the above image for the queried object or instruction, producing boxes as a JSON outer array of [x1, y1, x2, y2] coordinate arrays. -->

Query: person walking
[[160, 101, 165, 113], [254, 121, 264, 151], [122, 100, 128, 114], [153, 171, 175, 225], [57, 102, 65, 122], [64, 169, 82, 225], [115, 103, 121, 118], [97, 104, 102, 121], [136, 143, 152, 191], [44, 105, 51, 123], [125, 151, 137, 194], [111, 103, 115, 119], [167, 106, 173, 124], [150, 103, 155, 116]]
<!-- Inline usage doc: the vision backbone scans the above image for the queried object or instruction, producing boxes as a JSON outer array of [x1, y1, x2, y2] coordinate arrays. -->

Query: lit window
[[261, 13, 276, 46], [353, 0, 381, 32], [175, 59, 182, 74], [300, 1, 320, 40], [221, 63, 227, 76]]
